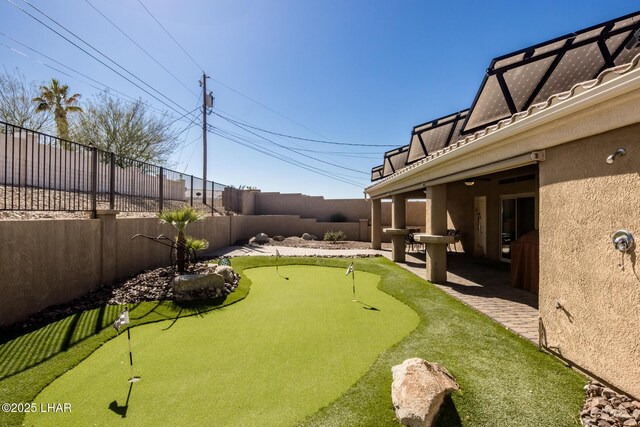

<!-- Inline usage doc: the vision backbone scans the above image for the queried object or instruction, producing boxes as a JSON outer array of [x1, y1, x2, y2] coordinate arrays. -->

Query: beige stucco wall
[[0, 211, 374, 326], [0, 215, 232, 326], [115, 216, 232, 280], [229, 215, 362, 243], [538, 124, 640, 398], [254, 192, 370, 222], [0, 219, 102, 326]]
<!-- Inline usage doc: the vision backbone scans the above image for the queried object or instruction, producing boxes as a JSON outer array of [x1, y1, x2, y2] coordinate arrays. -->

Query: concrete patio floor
[[210, 244, 540, 343]]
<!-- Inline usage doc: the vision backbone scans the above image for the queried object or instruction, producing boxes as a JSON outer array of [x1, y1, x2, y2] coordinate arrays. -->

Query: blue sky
[[0, 0, 637, 198]]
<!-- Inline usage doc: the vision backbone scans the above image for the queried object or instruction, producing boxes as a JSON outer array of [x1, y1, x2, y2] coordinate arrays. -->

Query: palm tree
[[32, 78, 82, 143], [158, 206, 204, 273]]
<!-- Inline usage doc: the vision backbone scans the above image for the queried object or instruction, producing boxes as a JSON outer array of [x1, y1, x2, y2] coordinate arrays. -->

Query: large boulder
[[250, 233, 270, 245], [172, 273, 225, 301], [215, 265, 236, 284], [301, 233, 318, 241], [273, 235, 286, 242], [391, 358, 459, 427]]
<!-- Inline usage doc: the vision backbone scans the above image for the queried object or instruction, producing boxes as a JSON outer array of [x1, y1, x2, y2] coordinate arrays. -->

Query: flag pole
[[125, 307, 140, 383], [352, 269, 356, 301]]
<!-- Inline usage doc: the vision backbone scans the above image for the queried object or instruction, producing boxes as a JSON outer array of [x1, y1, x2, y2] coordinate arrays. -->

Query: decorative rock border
[[581, 381, 640, 426], [1, 262, 239, 333]]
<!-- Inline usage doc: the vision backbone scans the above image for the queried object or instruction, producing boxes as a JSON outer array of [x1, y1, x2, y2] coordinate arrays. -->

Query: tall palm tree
[[32, 78, 82, 143], [158, 206, 203, 273]]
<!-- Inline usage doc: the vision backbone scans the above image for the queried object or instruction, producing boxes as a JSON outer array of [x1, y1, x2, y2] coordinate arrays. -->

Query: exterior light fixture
[[464, 179, 475, 186]]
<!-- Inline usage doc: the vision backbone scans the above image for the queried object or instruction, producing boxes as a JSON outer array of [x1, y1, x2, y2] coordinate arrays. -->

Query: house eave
[[366, 55, 640, 199]]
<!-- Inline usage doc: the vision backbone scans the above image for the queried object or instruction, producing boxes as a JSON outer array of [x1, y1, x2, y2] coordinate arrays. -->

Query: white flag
[[346, 262, 354, 276], [275, 249, 280, 259], [113, 309, 130, 334]]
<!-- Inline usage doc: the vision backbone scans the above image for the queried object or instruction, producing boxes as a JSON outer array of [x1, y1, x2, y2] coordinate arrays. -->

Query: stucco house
[[365, 11, 640, 398]]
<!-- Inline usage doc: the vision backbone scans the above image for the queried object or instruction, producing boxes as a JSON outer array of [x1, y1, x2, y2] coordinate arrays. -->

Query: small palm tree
[[158, 206, 203, 273], [32, 78, 82, 143]]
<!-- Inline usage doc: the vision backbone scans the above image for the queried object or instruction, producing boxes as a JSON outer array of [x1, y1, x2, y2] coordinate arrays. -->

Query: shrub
[[158, 206, 204, 273], [324, 230, 347, 243]]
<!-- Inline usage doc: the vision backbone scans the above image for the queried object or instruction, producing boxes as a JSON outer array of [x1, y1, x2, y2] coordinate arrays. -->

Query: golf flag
[[275, 249, 280, 260], [113, 309, 130, 334], [346, 262, 354, 276], [346, 262, 356, 301]]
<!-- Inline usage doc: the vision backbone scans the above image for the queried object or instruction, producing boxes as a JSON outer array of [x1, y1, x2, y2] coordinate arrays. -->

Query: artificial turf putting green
[[25, 265, 419, 426]]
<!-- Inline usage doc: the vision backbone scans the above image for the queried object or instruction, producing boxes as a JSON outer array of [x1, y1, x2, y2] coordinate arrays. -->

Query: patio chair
[[405, 232, 425, 254], [446, 229, 460, 252]]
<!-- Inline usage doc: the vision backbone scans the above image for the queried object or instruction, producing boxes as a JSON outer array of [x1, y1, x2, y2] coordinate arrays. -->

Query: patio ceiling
[[370, 10, 640, 183]]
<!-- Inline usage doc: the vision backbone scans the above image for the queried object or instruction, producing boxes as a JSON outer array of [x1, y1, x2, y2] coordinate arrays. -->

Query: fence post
[[91, 147, 98, 216], [203, 180, 207, 207], [109, 152, 115, 210], [159, 167, 164, 213], [190, 175, 194, 206]]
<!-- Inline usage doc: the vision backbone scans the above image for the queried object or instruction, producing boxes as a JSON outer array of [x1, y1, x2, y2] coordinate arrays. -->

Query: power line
[[215, 114, 369, 176], [131, 1, 369, 147], [8, 0, 190, 117], [136, 0, 204, 72], [209, 126, 365, 188], [0, 31, 197, 126], [96, 0, 380, 157], [180, 133, 203, 173], [19, 0, 190, 113], [212, 126, 367, 182], [213, 110, 394, 147], [214, 107, 365, 170], [83, 0, 199, 99], [210, 126, 377, 168], [212, 129, 367, 185], [290, 147, 380, 158]]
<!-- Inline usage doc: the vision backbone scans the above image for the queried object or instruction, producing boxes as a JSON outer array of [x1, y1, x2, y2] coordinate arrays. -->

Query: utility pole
[[200, 72, 210, 205]]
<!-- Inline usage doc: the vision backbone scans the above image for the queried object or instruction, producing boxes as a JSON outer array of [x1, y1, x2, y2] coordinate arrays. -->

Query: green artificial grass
[[24, 264, 418, 426], [0, 263, 250, 427], [0, 256, 586, 427], [297, 257, 586, 427]]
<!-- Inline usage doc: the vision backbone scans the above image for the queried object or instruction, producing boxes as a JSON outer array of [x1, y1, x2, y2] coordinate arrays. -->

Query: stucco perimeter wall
[[0, 219, 102, 326], [0, 215, 232, 327], [116, 216, 232, 280], [538, 124, 640, 398], [229, 215, 362, 243], [250, 191, 426, 226], [254, 192, 370, 221]]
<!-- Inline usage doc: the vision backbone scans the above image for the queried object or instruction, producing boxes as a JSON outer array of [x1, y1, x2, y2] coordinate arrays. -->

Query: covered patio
[[365, 9, 640, 398], [393, 250, 539, 342]]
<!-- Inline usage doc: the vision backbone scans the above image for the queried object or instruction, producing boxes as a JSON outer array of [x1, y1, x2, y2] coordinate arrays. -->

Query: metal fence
[[0, 121, 232, 215]]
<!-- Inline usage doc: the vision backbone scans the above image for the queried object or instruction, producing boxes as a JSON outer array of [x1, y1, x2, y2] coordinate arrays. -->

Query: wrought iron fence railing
[[0, 121, 235, 215]]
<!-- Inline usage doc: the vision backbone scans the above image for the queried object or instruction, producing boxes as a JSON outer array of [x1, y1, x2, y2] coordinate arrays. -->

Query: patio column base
[[384, 228, 411, 262], [414, 234, 454, 284]]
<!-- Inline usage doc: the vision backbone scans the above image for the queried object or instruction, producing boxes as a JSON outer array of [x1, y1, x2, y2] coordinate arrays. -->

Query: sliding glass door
[[500, 194, 535, 262]]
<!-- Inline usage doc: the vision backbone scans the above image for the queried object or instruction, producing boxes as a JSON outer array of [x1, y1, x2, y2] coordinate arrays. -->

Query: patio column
[[371, 198, 382, 250], [425, 185, 447, 283], [390, 193, 407, 262]]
